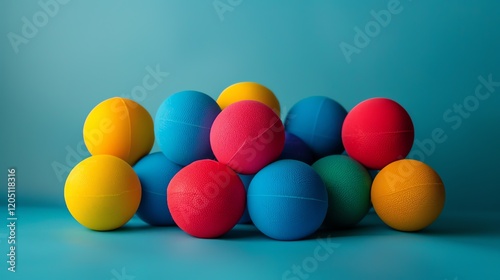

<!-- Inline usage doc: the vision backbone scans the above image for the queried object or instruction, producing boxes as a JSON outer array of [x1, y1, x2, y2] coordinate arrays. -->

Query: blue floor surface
[[1, 207, 499, 280]]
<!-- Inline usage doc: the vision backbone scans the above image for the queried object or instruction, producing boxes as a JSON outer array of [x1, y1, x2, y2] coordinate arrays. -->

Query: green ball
[[312, 155, 372, 228]]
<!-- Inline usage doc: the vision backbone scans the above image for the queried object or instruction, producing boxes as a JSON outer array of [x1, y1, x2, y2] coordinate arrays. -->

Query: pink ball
[[210, 100, 285, 174], [342, 98, 414, 170], [167, 160, 246, 238]]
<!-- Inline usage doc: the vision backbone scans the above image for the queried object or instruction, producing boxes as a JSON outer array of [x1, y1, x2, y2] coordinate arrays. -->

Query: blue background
[[0, 1, 499, 279]]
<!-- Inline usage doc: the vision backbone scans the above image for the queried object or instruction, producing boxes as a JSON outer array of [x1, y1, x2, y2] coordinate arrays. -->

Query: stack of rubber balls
[[64, 82, 445, 241]]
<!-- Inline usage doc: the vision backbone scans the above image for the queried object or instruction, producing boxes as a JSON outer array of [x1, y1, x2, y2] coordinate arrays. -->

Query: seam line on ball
[[120, 98, 132, 161], [66, 189, 140, 197], [164, 119, 211, 130], [142, 190, 167, 196], [311, 98, 326, 143], [225, 119, 281, 166], [248, 194, 327, 203], [373, 182, 444, 197], [252, 119, 281, 141], [226, 141, 248, 166]]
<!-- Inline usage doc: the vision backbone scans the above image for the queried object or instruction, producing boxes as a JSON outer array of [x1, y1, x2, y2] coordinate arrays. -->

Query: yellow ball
[[371, 159, 445, 232], [217, 82, 280, 116], [83, 97, 154, 165], [64, 155, 141, 231]]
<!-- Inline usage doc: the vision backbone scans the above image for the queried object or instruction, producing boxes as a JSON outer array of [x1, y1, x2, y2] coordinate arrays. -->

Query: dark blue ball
[[279, 132, 315, 164], [285, 96, 347, 158], [238, 174, 254, 224]]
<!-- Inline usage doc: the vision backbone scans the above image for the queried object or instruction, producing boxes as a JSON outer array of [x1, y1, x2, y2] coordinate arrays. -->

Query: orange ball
[[217, 82, 280, 116], [371, 159, 445, 231]]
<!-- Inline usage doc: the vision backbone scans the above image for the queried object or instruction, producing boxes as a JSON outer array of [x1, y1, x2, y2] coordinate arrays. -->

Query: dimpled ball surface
[[83, 97, 154, 165], [210, 100, 285, 174], [167, 160, 246, 238], [64, 155, 142, 231], [217, 81, 281, 116], [371, 159, 445, 232], [342, 98, 414, 170], [133, 152, 182, 226], [285, 96, 347, 158], [248, 160, 328, 240], [312, 155, 372, 228], [155, 90, 221, 166], [279, 131, 315, 165]]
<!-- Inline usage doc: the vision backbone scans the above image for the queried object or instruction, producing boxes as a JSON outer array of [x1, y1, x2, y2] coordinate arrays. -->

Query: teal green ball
[[312, 155, 372, 228]]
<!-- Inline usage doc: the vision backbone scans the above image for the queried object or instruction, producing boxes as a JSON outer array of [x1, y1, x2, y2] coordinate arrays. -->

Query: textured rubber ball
[[342, 98, 414, 170], [371, 159, 445, 232], [285, 96, 348, 158], [83, 97, 154, 165], [167, 160, 246, 238], [64, 155, 141, 231], [217, 81, 280, 116], [248, 160, 328, 240], [155, 90, 221, 166], [210, 100, 285, 174], [279, 131, 315, 165], [133, 152, 182, 226], [312, 155, 372, 228]]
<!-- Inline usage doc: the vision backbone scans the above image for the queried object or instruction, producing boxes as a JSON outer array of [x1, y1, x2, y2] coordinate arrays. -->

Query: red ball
[[210, 100, 285, 174], [342, 98, 414, 170], [167, 160, 246, 238]]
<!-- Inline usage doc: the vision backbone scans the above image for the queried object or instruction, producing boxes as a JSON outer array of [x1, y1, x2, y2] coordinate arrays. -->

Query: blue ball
[[155, 90, 221, 166], [248, 160, 328, 240], [133, 152, 182, 226], [237, 174, 254, 224], [285, 96, 347, 158], [279, 132, 315, 164]]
